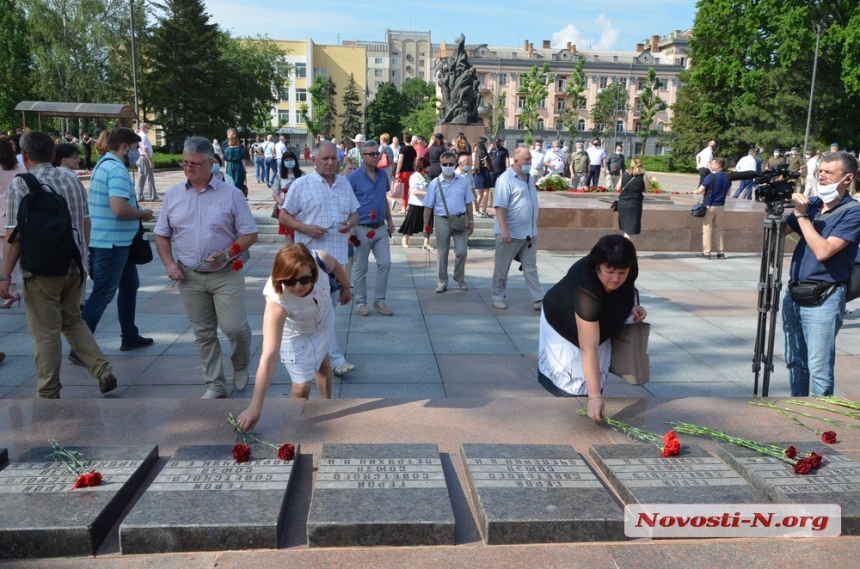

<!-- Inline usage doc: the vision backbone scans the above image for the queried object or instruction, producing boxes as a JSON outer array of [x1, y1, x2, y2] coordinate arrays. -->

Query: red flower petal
[[822, 431, 837, 444], [87, 471, 103, 487], [278, 443, 296, 461], [784, 446, 798, 459], [424, 225, 432, 233], [370, 210, 377, 220], [232, 444, 251, 463], [809, 452, 823, 469], [74, 474, 88, 488], [366, 230, 376, 239], [230, 243, 241, 256], [231, 259, 244, 271], [793, 458, 813, 475]]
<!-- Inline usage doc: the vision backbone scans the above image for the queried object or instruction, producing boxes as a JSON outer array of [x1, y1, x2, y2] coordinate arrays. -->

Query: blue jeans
[[265, 158, 278, 186], [587, 165, 602, 187], [81, 245, 141, 343], [254, 156, 264, 183], [782, 284, 845, 396], [733, 178, 755, 199]]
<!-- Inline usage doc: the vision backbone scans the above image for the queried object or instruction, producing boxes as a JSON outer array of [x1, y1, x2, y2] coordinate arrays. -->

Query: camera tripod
[[752, 202, 788, 396]]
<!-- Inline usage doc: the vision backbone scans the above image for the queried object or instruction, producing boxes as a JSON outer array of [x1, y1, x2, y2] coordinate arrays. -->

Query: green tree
[[300, 75, 338, 140], [0, 0, 32, 129], [400, 98, 438, 141], [141, 0, 223, 146], [518, 63, 552, 145], [340, 73, 363, 140], [563, 59, 587, 145], [365, 82, 406, 140], [400, 77, 435, 110], [220, 36, 289, 133], [636, 68, 666, 156], [590, 82, 628, 144], [485, 91, 507, 141]]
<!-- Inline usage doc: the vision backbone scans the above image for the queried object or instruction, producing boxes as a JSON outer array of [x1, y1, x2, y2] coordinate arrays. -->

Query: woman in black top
[[427, 133, 446, 178], [81, 132, 94, 170], [615, 157, 650, 238], [539, 235, 647, 421]]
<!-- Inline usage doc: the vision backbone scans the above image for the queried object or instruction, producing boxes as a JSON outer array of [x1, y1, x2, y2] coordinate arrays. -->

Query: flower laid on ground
[[227, 413, 296, 463], [667, 422, 823, 475], [567, 185, 611, 193], [231, 259, 244, 271], [822, 431, 838, 444], [348, 234, 361, 247], [536, 173, 571, 192], [49, 439, 102, 489], [648, 176, 662, 193], [752, 399, 860, 431], [576, 409, 681, 456], [366, 230, 376, 239]]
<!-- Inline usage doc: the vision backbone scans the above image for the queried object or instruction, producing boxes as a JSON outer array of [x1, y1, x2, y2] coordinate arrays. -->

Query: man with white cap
[[348, 134, 365, 159]]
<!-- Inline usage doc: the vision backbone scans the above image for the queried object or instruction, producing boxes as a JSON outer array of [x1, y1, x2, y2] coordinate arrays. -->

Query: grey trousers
[[435, 215, 468, 284], [352, 224, 391, 305], [136, 156, 157, 200], [492, 235, 543, 303]]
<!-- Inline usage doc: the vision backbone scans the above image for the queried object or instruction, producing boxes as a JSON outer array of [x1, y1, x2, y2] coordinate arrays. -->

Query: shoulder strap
[[17, 172, 49, 194], [436, 175, 452, 217], [312, 250, 332, 275]]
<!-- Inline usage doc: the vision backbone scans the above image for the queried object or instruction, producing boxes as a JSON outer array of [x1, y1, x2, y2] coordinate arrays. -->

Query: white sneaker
[[232, 369, 249, 391], [356, 304, 369, 316], [492, 300, 507, 309], [333, 362, 356, 376], [373, 302, 393, 316], [435, 282, 447, 293]]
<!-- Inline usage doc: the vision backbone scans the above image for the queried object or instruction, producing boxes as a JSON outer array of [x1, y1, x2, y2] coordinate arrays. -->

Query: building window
[[375, 81, 384, 88], [278, 88, 289, 101], [499, 73, 507, 86], [294, 63, 306, 78], [296, 89, 307, 103], [557, 76, 567, 90], [556, 99, 565, 112], [637, 77, 646, 90], [375, 69, 383, 77], [634, 142, 643, 155], [618, 77, 627, 89], [498, 117, 505, 129], [634, 122, 643, 133], [517, 118, 524, 130], [599, 76, 608, 88], [517, 96, 526, 109], [556, 119, 564, 130], [314, 68, 327, 79], [578, 119, 586, 131], [655, 143, 666, 155], [537, 98, 546, 109], [419, 59, 425, 67], [391, 70, 398, 77], [657, 121, 665, 132], [537, 119, 544, 130], [420, 72, 425, 78], [596, 122, 604, 132], [391, 58, 399, 66], [616, 120, 624, 133], [278, 110, 290, 124], [374, 57, 383, 65], [579, 99, 588, 110], [659, 79, 668, 90]]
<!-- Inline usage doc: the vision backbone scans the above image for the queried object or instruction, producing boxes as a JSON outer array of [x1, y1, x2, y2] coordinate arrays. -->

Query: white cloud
[[551, 13, 620, 51]]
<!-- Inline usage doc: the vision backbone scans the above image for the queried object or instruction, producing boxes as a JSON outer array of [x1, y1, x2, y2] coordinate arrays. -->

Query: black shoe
[[68, 352, 84, 367], [697, 253, 712, 260], [99, 373, 118, 394], [716, 253, 726, 259], [120, 336, 154, 351]]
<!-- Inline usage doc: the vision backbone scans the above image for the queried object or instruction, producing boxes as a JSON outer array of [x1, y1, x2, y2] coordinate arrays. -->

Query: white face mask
[[816, 175, 847, 203], [441, 166, 456, 176]]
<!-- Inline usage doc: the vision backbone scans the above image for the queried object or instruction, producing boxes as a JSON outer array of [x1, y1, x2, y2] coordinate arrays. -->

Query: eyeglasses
[[816, 169, 845, 181], [362, 152, 381, 157], [283, 274, 314, 286], [180, 160, 207, 169], [440, 162, 456, 167]]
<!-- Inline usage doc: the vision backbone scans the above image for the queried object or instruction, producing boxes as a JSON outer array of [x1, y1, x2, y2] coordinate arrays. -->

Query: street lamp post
[[802, 25, 822, 155], [129, 0, 141, 121]]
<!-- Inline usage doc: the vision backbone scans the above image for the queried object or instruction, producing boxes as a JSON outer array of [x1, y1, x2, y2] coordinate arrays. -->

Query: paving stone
[[120, 444, 299, 554], [306, 443, 455, 547], [0, 445, 158, 558], [461, 444, 623, 544], [715, 441, 860, 535]]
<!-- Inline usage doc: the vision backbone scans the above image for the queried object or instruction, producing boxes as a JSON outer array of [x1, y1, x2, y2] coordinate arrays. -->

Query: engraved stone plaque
[[0, 445, 158, 558], [714, 442, 860, 534], [461, 444, 623, 544], [589, 444, 767, 505], [306, 443, 455, 547], [120, 444, 299, 554]]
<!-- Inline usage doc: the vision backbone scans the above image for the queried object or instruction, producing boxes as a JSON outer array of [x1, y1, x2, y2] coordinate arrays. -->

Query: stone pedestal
[[589, 443, 767, 505], [120, 444, 299, 554], [461, 444, 623, 544], [437, 123, 486, 144], [0, 445, 158, 558], [715, 442, 860, 535], [307, 443, 455, 547]]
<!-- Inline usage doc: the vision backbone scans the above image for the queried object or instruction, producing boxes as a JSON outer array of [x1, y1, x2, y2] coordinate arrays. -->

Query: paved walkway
[[3, 167, 859, 401]]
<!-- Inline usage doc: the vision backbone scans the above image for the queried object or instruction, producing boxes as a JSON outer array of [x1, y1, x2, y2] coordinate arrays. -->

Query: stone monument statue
[[437, 34, 482, 125]]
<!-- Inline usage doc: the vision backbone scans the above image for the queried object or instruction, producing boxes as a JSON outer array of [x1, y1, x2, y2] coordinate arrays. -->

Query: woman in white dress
[[237, 244, 351, 432]]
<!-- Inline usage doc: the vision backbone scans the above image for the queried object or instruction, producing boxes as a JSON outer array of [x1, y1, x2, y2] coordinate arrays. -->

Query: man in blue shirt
[[694, 157, 731, 259], [782, 151, 860, 396], [346, 140, 394, 316], [73, 127, 154, 363]]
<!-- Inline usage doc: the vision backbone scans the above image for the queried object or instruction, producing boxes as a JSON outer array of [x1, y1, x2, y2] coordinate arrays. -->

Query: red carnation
[[230, 243, 241, 256], [281, 187, 288, 194], [349, 235, 361, 247], [232, 444, 251, 463], [370, 210, 377, 220], [74, 474, 88, 488], [664, 431, 678, 443], [822, 431, 837, 444], [793, 457, 813, 475], [809, 452, 823, 469], [366, 229, 376, 239], [424, 225, 432, 233], [278, 443, 296, 461], [661, 439, 681, 457], [785, 446, 798, 459], [231, 259, 244, 271], [86, 471, 103, 487]]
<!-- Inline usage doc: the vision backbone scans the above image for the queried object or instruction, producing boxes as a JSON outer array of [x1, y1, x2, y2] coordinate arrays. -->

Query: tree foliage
[[485, 91, 507, 141], [563, 59, 587, 145], [590, 82, 629, 143], [636, 67, 666, 157], [519, 63, 552, 145], [400, 98, 438, 141], [366, 82, 406, 140], [301, 75, 337, 140], [220, 35, 289, 133], [671, 0, 860, 160], [340, 74, 363, 140], [0, 0, 32, 129]]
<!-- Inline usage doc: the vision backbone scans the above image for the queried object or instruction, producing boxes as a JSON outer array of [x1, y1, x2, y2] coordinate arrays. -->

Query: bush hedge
[[638, 155, 697, 174], [152, 153, 183, 169]]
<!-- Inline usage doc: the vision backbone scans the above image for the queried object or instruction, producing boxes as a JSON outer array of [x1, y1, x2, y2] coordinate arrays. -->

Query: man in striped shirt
[[75, 127, 154, 362]]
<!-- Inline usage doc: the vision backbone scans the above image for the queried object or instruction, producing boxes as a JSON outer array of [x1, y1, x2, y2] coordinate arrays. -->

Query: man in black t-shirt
[[489, 139, 510, 186], [393, 133, 419, 211]]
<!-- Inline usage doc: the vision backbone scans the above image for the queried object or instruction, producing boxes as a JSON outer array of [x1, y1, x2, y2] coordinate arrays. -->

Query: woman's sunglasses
[[284, 274, 314, 286]]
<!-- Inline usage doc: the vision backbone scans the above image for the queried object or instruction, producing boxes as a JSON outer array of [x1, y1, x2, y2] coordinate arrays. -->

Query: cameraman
[[782, 151, 860, 396]]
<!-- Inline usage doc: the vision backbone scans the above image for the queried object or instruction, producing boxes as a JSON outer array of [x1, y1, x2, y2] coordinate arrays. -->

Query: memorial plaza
[[2, 169, 860, 567]]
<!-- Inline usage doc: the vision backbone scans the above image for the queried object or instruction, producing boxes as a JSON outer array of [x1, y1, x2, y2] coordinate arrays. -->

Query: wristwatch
[[0, 276, 10, 282]]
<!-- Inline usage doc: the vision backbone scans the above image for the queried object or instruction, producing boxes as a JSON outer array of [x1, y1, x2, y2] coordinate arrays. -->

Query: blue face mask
[[126, 149, 140, 165], [285, 160, 296, 169], [521, 164, 531, 174], [211, 163, 221, 174]]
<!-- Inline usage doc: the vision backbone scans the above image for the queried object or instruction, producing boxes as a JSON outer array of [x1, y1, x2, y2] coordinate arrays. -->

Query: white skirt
[[280, 328, 333, 384], [538, 312, 611, 396]]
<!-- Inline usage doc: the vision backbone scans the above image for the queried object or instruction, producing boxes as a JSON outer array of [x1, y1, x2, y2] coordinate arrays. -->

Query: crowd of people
[[2, 124, 859, 427]]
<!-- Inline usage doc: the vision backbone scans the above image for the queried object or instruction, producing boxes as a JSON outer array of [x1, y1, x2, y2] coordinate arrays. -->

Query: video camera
[[728, 164, 801, 203]]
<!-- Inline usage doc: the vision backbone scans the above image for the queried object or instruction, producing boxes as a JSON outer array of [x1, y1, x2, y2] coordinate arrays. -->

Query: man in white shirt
[[804, 150, 820, 197], [585, 138, 606, 187], [543, 141, 565, 176], [136, 122, 157, 201], [732, 147, 758, 199], [529, 140, 545, 179], [263, 135, 278, 188], [696, 140, 716, 184], [275, 135, 287, 164]]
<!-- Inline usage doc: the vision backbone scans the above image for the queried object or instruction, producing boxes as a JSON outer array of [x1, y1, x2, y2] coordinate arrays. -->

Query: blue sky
[[203, 0, 698, 52]]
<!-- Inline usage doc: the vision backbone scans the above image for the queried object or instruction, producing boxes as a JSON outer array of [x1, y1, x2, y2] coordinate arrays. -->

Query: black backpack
[[8, 173, 84, 283]]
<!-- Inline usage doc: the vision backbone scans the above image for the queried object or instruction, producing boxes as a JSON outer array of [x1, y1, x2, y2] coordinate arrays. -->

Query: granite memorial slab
[[0, 445, 158, 558], [120, 444, 299, 554], [307, 443, 455, 547], [589, 443, 767, 505], [715, 442, 860, 534], [461, 443, 623, 544]]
